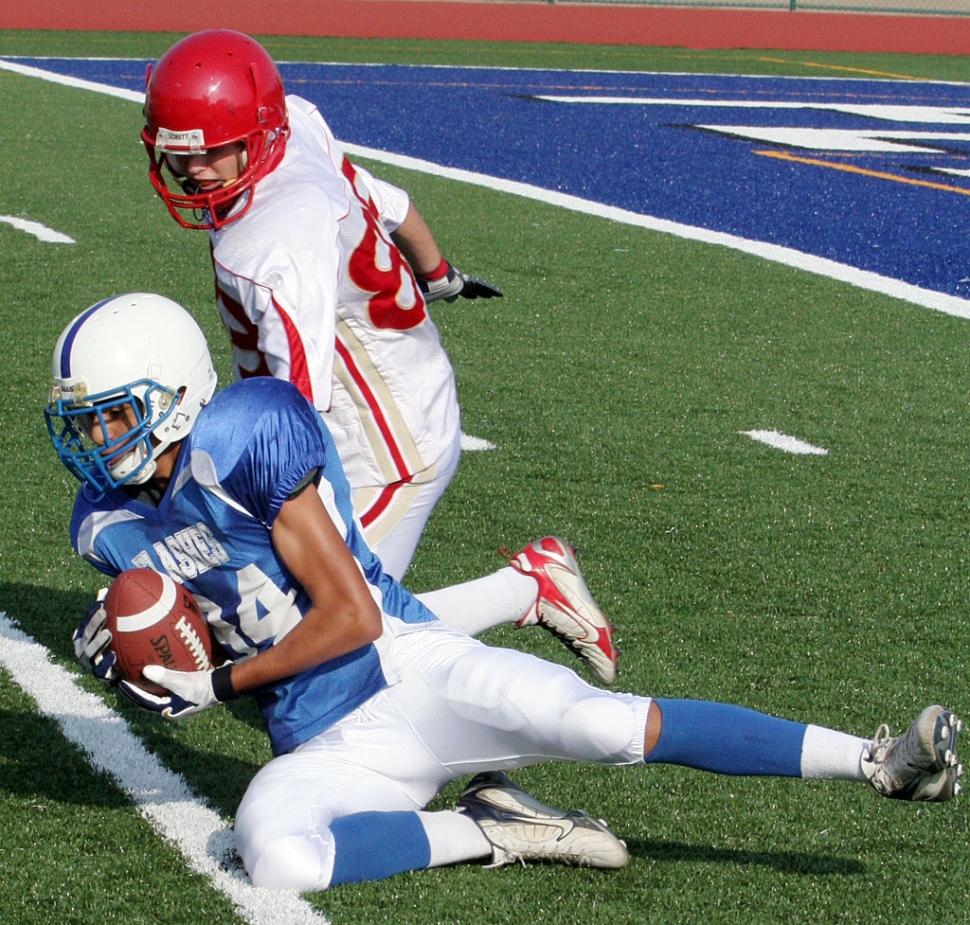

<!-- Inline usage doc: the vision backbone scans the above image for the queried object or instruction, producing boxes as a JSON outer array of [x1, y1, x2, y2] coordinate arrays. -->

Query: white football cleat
[[861, 705, 963, 802], [509, 536, 618, 685], [456, 771, 629, 869]]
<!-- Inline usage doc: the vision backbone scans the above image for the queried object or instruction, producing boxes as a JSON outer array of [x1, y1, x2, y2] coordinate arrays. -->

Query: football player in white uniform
[[139, 28, 617, 684], [52, 296, 962, 891]]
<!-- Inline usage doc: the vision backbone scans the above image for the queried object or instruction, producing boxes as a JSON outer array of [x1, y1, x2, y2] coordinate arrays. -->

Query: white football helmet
[[46, 293, 217, 490]]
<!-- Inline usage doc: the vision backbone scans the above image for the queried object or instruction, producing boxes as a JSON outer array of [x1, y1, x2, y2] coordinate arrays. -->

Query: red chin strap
[[143, 126, 288, 230]]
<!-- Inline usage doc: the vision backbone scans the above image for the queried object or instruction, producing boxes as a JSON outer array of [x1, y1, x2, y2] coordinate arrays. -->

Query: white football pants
[[234, 623, 651, 890], [354, 431, 461, 581]]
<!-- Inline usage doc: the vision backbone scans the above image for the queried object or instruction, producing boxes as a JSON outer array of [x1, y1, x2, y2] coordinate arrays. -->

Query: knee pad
[[242, 831, 336, 891], [560, 692, 645, 763], [235, 796, 337, 891]]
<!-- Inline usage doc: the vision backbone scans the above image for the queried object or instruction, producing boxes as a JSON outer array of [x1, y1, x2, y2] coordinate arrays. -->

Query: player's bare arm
[[391, 203, 504, 303], [229, 479, 383, 694], [390, 204, 445, 276]]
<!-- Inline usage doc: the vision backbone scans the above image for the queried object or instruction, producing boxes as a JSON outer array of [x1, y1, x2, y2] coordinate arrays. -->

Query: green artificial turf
[[0, 32, 965, 925]]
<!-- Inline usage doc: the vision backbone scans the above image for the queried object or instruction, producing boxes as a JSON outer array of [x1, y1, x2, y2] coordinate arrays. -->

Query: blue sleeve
[[203, 379, 332, 526]]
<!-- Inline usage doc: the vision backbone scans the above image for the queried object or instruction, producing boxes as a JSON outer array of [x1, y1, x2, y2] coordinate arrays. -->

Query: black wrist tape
[[212, 663, 239, 702]]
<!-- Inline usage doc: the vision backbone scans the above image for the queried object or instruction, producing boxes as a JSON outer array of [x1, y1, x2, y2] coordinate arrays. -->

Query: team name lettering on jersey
[[131, 523, 229, 580]]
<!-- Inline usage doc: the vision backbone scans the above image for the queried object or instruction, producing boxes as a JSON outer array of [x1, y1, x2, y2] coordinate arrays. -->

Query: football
[[104, 569, 213, 695]]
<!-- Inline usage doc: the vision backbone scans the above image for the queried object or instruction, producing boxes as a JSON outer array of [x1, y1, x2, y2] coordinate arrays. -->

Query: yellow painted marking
[[755, 149, 970, 196], [757, 56, 922, 81]]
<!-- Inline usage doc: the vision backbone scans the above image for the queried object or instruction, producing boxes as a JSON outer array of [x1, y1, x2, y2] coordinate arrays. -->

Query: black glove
[[418, 260, 503, 303]]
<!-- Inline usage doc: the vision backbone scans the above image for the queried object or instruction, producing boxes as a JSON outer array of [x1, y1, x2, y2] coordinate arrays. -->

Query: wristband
[[419, 258, 450, 281], [212, 663, 239, 702]]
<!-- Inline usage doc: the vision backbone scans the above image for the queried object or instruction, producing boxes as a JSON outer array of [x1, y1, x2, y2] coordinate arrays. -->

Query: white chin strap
[[108, 443, 158, 486]]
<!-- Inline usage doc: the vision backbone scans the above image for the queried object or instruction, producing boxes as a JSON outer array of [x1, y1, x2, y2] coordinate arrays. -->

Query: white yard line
[[460, 432, 496, 451], [0, 215, 74, 243], [0, 612, 329, 925], [741, 430, 829, 455], [0, 57, 144, 101]]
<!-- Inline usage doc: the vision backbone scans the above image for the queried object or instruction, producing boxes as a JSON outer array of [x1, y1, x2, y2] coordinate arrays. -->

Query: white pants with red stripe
[[354, 430, 461, 581]]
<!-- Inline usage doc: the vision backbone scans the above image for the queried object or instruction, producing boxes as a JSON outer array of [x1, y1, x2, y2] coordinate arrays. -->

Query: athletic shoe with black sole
[[457, 770, 629, 869]]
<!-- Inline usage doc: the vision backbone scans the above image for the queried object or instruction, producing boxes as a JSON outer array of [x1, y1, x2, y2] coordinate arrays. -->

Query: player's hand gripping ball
[[103, 569, 212, 695]]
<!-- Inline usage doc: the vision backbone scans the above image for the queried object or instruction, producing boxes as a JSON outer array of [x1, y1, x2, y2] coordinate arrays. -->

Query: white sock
[[800, 724, 869, 780], [416, 567, 537, 636], [419, 810, 492, 867]]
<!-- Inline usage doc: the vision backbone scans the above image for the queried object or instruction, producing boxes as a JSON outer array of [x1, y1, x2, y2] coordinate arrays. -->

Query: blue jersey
[[70, 377, 437, 755]]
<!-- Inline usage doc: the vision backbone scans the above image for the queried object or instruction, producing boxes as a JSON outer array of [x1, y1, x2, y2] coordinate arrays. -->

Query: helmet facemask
[[144, 129, 284, 230], [46, 380, 181, 490]]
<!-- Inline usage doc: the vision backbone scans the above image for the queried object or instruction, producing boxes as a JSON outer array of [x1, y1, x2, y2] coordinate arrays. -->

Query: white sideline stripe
[[0, 57, 143, 101], [460, 432, 496, 451], [741, 429, 829, 455], [0, 612, 329, 925], [0, 215, 75, 243], [342, 142, 970, 322], [5, 57, 970, 321]]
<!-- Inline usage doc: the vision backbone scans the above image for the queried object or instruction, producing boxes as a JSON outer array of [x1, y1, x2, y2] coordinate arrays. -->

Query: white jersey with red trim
[[208, 95, 460, 518]]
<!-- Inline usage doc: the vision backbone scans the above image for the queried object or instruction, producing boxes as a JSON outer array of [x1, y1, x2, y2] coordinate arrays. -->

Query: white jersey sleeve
[[350, 160, 411, 233]]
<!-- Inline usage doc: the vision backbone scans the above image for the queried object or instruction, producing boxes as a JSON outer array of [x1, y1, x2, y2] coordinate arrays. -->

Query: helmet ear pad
[[141, 29, 290, 229]]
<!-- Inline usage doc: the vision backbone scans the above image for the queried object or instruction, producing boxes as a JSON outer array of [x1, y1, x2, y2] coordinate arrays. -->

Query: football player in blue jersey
[[49, 294, 962, 890]]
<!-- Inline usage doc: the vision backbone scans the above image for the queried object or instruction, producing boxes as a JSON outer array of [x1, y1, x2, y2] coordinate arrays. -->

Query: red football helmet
[[142, 29, 289, 229]]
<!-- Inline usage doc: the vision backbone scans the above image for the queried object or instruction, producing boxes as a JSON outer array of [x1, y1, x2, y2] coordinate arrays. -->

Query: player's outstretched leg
[[456, 771, 629, 869], [644, 699, 962, 803], [509, 536, 618, 685], [861, 704, 963, 801]]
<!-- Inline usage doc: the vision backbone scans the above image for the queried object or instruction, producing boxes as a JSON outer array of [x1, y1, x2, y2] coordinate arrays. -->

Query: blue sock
[[644, 698, 807, 777], [329, 811, 431, 885]]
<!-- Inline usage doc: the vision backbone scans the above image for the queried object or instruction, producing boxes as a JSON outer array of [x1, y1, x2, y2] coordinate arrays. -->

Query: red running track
[[3, 0, 970, 55]]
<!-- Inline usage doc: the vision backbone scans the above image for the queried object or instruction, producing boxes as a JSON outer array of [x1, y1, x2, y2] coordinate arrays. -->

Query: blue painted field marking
[[6, 57, 970, 301]]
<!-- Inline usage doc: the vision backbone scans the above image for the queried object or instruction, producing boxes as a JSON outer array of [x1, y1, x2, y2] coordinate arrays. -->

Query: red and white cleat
[[509, 536, 618, 685]]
